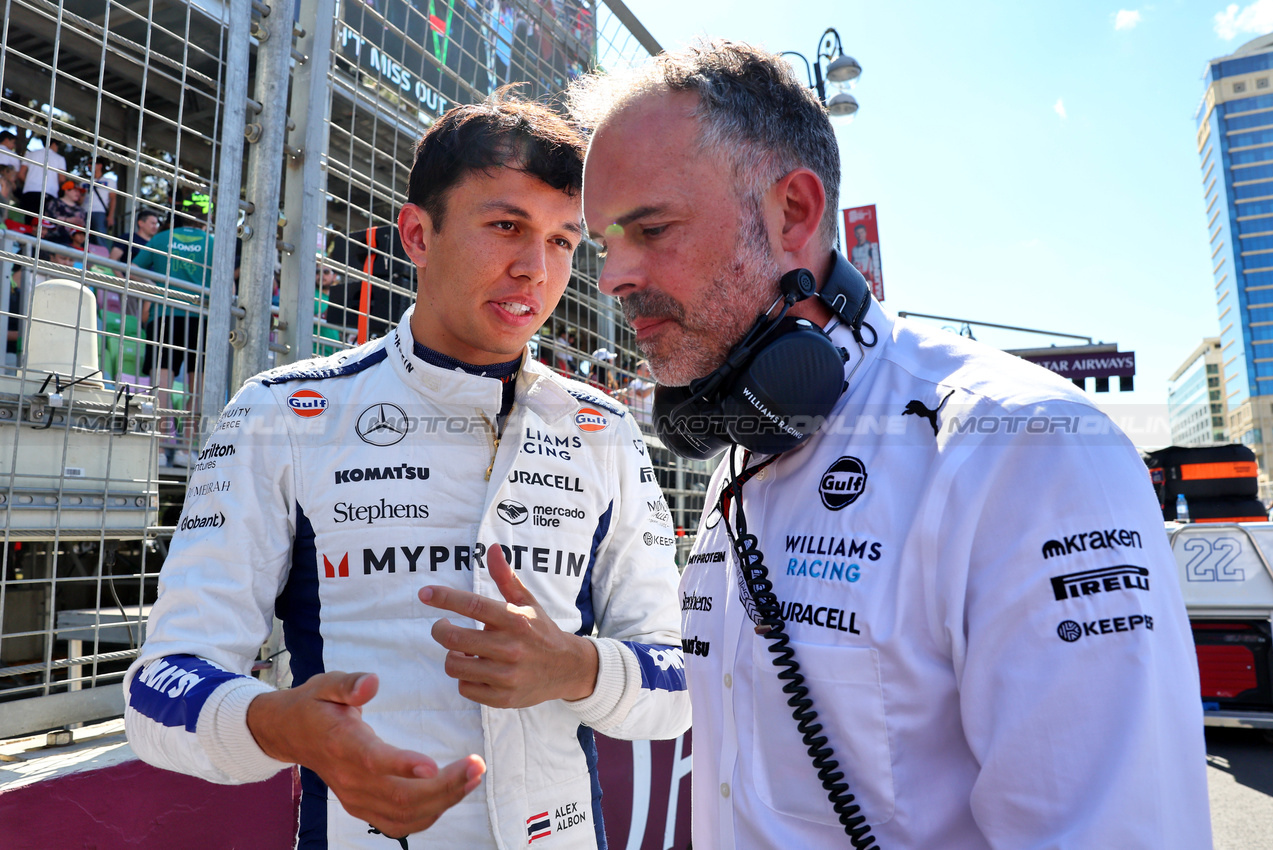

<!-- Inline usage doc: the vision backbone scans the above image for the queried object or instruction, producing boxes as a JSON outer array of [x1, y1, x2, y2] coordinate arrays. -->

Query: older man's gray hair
[[567, 39, 842, 249]]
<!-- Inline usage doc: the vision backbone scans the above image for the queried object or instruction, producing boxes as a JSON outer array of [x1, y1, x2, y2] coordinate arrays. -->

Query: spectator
[[0, 165, 17, 219], [82, 161, 117, 247], [110, 209, 162, 263], [19, 139, 66, 216], [0, 132, 18, 168], [554, 328, 575, 373], [134, 192, 214, 459], [616, 359, 654, 431], [44, 181, 86, 244], [0, 133, 20, 192], [314, 265, 343, 357]]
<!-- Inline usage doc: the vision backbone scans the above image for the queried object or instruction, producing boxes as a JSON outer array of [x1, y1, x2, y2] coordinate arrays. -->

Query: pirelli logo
[[1050, 565, 1150, 602]]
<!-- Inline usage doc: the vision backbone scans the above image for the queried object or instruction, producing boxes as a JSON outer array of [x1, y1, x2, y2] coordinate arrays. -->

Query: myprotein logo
[[819, 456, 867, 510], [356, 403, 409, 446], [323, 542, 589, 577], [1050, 565, 1150, 601], [1041, 528, 1143, 559], [497, 499, 529, 525], [1057, 614, 1153, 642], [288, 389, 328, 418], [179, 511, 225, 531], [574, 407, 609, 432]]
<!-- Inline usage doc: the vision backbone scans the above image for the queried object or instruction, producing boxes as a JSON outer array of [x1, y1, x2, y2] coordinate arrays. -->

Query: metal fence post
[[231, 0, 296, 392], [203, 0, 252, 425], [277, 0, 336, 366]]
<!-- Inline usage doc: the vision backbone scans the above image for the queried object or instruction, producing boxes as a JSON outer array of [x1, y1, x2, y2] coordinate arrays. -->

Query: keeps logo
[[497, 499, 529, 525], [287, 389, 328, 418], [574, 407, 608, 432], [819, 456, 868, 510]]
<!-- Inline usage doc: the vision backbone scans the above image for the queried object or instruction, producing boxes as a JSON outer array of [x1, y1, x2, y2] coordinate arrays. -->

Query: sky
[[622, 0, 1273, 442]]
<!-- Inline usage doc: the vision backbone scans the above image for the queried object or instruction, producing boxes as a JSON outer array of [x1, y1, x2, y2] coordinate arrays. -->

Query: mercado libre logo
[[574, 407, 608, 433], [288, 389, 328, 418]]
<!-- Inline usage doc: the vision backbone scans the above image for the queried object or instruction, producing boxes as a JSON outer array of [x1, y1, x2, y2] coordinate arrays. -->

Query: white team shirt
[[680, 298, 1211, 849]]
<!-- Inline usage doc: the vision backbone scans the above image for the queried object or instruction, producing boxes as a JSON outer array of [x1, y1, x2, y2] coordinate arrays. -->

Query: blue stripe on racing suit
[[621, 643, 688, 692], [128, 654, 242, 732]]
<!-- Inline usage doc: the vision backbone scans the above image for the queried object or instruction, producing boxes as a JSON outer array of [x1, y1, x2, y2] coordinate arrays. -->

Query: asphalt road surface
[[1207, 727, 1273, 849]]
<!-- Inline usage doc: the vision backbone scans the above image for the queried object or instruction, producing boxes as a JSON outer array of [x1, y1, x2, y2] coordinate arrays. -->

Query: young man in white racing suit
[[570, 41, 1211, 849], [124, 94, 690, 849]]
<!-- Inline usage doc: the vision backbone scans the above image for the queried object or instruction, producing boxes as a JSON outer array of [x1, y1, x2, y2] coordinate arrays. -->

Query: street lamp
[[781, 27, 861, 119]]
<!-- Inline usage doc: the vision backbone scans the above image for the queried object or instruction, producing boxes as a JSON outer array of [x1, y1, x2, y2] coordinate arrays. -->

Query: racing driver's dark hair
[[407, 86, 585, 232]]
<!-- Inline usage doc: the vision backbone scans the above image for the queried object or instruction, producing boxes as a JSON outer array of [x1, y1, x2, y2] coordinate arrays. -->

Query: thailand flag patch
[[527, 811, 552, 843]]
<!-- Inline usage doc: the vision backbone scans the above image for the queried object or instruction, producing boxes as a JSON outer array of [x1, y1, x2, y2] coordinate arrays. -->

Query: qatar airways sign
[[1020, 351, 1136, 379]]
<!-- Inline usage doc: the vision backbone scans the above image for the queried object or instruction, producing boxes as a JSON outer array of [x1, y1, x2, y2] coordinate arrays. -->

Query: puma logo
[[903, 390, 955, 437]]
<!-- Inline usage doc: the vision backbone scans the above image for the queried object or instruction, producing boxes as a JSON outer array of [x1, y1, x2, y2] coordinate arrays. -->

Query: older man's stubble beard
[[620, 205, 780, 387]]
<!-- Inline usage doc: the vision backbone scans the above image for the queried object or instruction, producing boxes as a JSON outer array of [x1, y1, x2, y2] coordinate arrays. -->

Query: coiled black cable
[[721, 449, 879, 849]]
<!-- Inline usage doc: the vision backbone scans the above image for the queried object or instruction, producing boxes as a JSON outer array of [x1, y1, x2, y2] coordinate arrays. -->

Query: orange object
[[357, 226, 376, 345], [1180, 461, 1258, 481], [1196, 516, 1267, 523]]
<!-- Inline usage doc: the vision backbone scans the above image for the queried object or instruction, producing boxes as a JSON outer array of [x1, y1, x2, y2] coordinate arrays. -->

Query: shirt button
[[723, 673, 732, 688], [720, 783, 731, 798], [756, 469, 767, 481]]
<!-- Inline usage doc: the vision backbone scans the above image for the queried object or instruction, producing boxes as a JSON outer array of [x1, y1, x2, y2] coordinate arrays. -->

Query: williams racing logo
[[356, 402, 409, 446], [819, 456, 867, 510], [1041, 528, 1143, 559]]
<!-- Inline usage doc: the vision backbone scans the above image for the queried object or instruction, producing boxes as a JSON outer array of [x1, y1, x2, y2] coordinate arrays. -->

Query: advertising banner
[[843, 204, 884, 301], [337, 0, 597, 118], [1018, 351, 1137, 379]]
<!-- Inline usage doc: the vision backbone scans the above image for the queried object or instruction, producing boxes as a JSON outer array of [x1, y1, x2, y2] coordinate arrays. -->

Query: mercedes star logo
[[356, 402, 409, 447]]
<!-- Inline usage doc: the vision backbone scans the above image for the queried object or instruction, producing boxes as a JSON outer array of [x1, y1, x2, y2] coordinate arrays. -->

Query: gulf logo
[[574, 407, 609, 433], [288, 389, 328, 418]]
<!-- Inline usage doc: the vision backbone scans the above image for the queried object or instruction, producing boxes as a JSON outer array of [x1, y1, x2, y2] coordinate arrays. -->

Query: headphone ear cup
[[653, 384, 731, 461], [722, 319, 845, 455]]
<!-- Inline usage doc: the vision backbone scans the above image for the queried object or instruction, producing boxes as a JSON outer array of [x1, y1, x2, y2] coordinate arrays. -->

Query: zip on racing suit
[[124, 308, 691, 849]]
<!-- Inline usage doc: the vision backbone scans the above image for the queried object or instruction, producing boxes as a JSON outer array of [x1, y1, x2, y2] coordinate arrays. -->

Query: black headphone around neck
[[652, 251, 875, 460]]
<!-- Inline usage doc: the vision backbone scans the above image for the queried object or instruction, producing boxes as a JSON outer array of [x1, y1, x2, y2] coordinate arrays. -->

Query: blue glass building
[[1196, 34, 1273, 463]]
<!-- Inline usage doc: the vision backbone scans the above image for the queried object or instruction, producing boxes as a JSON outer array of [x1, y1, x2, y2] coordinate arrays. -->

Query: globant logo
[[179, 511, 225, 531]]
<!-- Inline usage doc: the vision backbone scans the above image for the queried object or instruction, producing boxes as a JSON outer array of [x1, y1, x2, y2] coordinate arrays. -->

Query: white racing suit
[[681, 297, 1212, 848], [124, 309, 690, 849]]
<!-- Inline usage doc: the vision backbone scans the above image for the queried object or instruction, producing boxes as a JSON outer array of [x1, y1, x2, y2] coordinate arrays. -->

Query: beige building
[[1167, 337, 1228, 446]]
